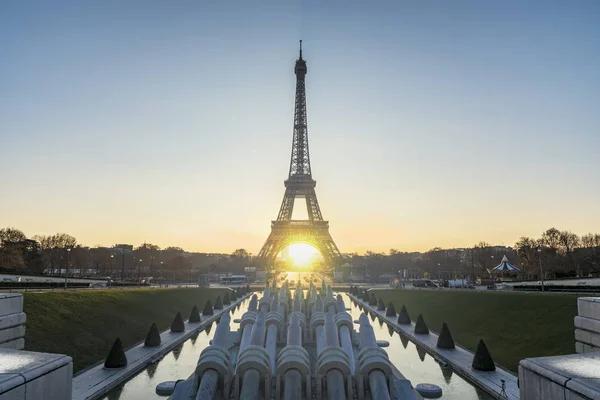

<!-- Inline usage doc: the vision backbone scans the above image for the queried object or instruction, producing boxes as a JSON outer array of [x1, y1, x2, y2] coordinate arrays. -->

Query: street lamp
[[65, 248, 71, 290], [538, 248, 545, 292], [121, 246, 125, 283], [110, 254, 114, 287], [490, 255, 495, 288]]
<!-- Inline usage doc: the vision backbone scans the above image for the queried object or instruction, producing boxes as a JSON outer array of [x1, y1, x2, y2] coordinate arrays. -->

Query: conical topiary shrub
[[189, 305, 201, 323], [436, 322, 455, 349], [362, 291, 369, 302], [414, 314, 429, 334], [369, 293, 377, 306], [230, 290, 238, 301], [104, 338, 127, 368], [223, 292, 231, 305], [472, 339, 496, 371], [246, 284, 250, 293], [145, 323, 161, 347], [202, 300, 213, 315], [171, 312, 185, 332], [386, 302, 396, 317], [214, 296, 223, 309], [397, 305, 411, 325], [377, 298, 386, 311]]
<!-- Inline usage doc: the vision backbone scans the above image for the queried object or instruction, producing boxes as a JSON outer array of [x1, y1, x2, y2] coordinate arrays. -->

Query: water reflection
[[416, 345, 427, 362], [344, 294, 493, 399], [440, 364, 453, 384], [400, 335, 409, 349], [106, 384, 123, 400], [146, 362, 158, 379], [190, 332, 199, 345], [100, 296, 251, 400], [101, 293, 493, 400], [205, 322, 213, 335], [387, 325, 394, 337], [171, 343, 183, 361]]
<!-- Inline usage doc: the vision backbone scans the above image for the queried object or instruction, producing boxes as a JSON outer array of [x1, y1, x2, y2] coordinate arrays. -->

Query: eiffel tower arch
[[257, 41, 343, 268]]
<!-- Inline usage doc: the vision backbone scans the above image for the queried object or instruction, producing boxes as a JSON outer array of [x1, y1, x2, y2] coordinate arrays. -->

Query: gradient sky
[[1, 1, 599, 254]]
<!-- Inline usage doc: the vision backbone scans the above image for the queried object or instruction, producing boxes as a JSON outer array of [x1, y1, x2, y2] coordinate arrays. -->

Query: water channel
[[101, 292, 493, 399]]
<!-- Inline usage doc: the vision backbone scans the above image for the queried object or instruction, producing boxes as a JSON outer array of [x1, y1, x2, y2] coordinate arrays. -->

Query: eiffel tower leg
[[257, 232, 283, 266]]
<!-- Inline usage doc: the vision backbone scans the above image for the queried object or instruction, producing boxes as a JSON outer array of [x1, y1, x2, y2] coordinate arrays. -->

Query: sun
[[287, 243, 319, 267]]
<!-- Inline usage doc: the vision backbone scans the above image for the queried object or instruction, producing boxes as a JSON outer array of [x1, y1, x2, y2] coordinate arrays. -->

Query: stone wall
[[0, 293, 73, 399], [575, 297, 600, 353], [0, 293, 26, 350], [519, 296, 600, 400]]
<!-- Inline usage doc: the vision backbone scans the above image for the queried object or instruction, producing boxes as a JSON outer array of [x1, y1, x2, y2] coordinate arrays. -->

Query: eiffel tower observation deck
[[257, 41, 343, 269]]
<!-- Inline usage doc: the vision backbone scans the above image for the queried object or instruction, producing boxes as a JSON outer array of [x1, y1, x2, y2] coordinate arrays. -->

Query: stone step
[[575, 315, 600, 334], [0, 294, 24, 317], [577, 297, 600, 321], [575, 341, 600, 354], [0, 312, 27, 331], [0, 337, 25, 350], [575, 328, 600, 348], [0, 325, 25, 345]]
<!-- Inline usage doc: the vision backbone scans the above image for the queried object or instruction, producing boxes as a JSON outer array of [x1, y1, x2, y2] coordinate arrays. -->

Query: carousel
[[492, 255, 520, 280]]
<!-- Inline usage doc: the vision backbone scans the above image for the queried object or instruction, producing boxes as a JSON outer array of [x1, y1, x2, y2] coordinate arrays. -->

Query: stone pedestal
[[519, 296, 600, 400], [0, 294, 26, 350], [0, 348, 73, 399], [575, 297, 600, 353], [519, 352, 600, 400], [0, 293, 73, 399]]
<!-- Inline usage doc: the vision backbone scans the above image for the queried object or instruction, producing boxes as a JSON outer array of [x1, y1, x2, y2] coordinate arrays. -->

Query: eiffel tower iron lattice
[[257, 41, 343, 267]]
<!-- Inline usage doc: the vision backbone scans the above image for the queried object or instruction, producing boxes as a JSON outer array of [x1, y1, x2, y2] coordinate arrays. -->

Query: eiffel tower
[[257, 41, 343, 268]]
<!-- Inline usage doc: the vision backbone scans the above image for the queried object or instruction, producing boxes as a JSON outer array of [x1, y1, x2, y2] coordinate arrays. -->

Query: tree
[[229, 249, 251, 273], [0, 227, 27, 270], [32, 233, 77, 275], [581, 233, 600, 275], [515, 237, 539, 278], [168, 255, 191, 280], [0, 227, 26, 243], [134, 243, 161, 277]]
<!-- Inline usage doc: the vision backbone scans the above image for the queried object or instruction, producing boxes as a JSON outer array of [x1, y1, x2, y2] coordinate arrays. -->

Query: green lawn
[[23, 287, 227, 372], [371, 289, 579, 373]]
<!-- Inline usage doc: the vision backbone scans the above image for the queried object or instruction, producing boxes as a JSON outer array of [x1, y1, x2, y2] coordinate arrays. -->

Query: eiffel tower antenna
[[257, 42, 343, 269]]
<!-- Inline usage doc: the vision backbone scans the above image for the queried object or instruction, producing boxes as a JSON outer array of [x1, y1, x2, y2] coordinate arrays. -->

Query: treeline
[[0, 227, 252, 280], [347, 228, 600, 281], [2, 226, 599, 282]]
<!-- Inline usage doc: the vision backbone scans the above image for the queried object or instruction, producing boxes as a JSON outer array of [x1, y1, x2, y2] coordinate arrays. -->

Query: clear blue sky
[[1, 1, 599, 253]]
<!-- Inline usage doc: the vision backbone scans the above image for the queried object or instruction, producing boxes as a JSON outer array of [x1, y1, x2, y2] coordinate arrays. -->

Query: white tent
[[492, 255, 520, 272]]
